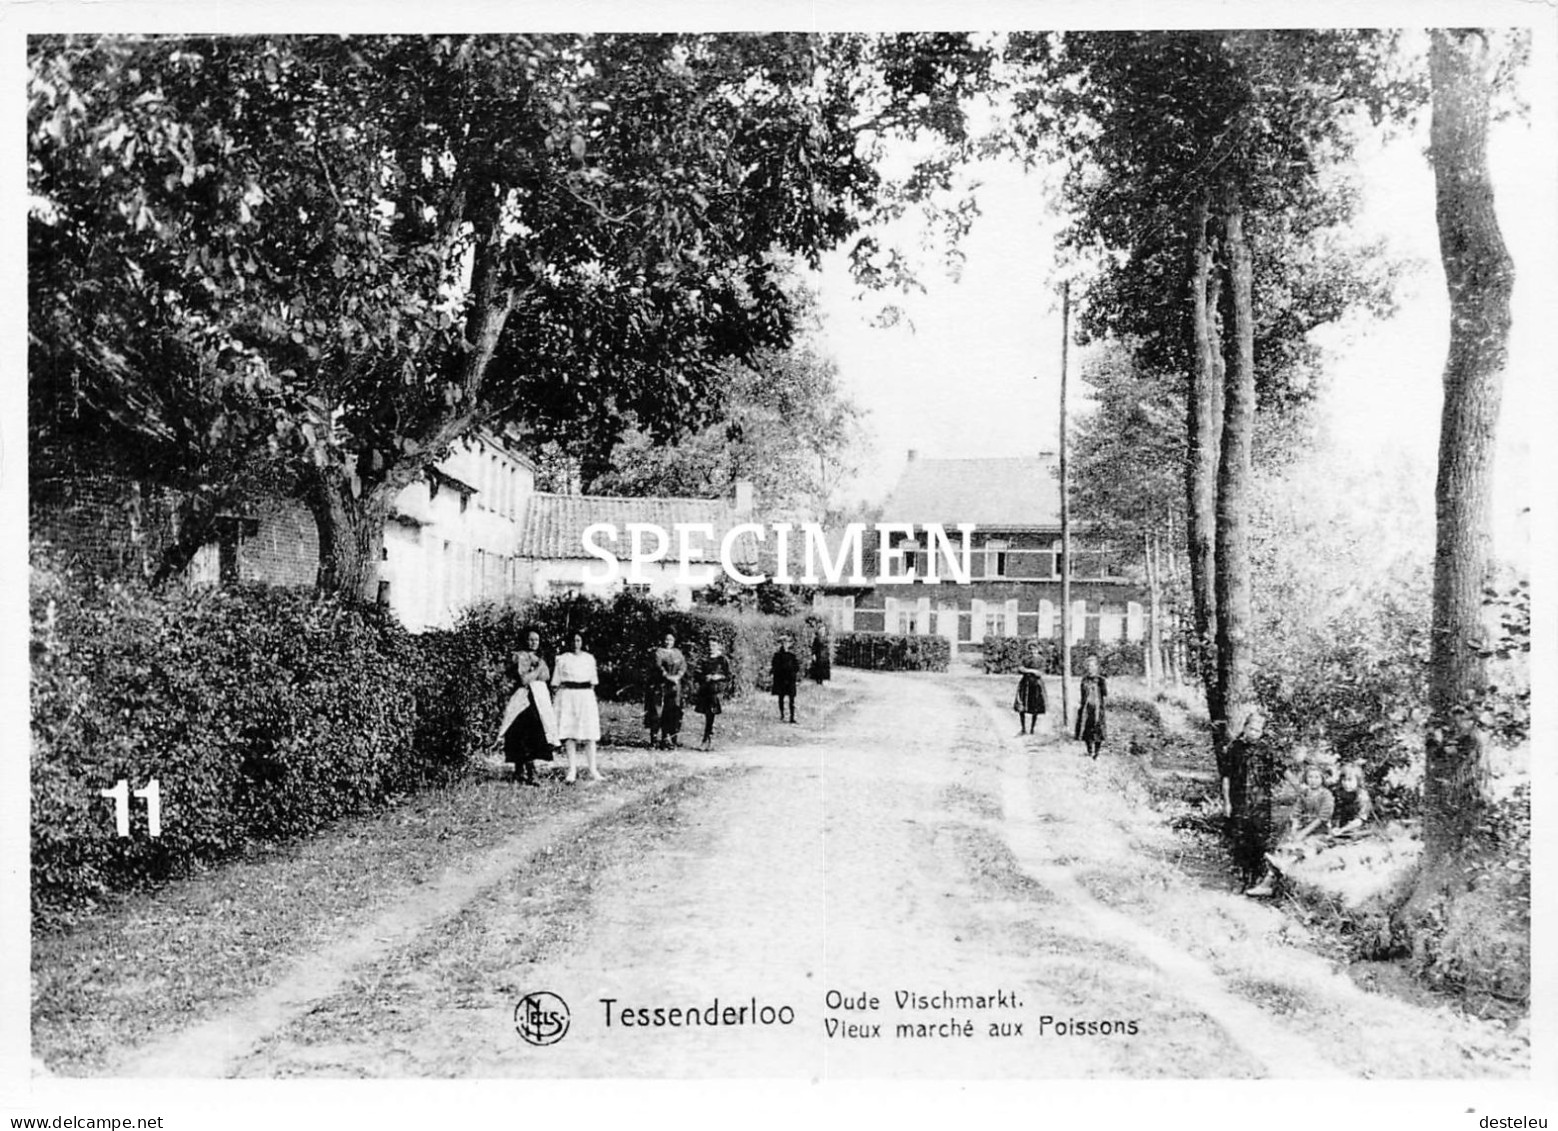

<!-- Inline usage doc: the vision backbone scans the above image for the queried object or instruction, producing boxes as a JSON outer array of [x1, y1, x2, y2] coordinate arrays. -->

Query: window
[[985, 539, 1008, 578], [1038, 598, 1056, 639], [970, 598, 1012, 642], [884, 596, 916, 634], [1126, 601, 1145, 642], [812, 593, 855, 633], [982, 600, 1015, 639], [887, 537, 919, 578]]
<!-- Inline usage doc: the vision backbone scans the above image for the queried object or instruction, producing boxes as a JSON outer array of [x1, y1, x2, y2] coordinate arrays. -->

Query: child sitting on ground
[[1246, 763, 1334, 897], [1328, 762, 1373, 837]]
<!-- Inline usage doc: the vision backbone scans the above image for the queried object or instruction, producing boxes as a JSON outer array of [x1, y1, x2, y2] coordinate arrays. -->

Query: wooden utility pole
[[1059, 279, 1072, 730]]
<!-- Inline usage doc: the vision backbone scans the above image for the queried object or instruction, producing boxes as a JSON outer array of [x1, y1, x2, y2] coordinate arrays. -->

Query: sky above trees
[[809, 32, 1551, 568]]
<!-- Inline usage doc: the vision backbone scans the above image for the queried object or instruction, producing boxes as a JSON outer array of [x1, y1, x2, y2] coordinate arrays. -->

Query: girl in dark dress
[[1074, 654, 1108, 758], [696, 640, 732, 749], [499, 630, 556, 786], [771, 637, 800, 723], [1013, 643, 1048, 736], [809, 629, 832, 685]]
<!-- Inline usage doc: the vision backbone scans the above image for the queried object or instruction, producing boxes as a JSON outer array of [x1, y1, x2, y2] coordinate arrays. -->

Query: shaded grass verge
[[235, 765, 747, 1076], [32, 761, 701, 1073]]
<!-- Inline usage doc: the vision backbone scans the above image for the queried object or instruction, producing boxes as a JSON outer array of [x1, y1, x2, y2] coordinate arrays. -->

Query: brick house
[[820, 452, 1148, 651]]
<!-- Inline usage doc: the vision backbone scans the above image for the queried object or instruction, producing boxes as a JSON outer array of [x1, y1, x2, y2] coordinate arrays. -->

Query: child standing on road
[[1075, 654, 1108, 759], [695, 640, 732, 750], [1013, 643, 1048, 737]]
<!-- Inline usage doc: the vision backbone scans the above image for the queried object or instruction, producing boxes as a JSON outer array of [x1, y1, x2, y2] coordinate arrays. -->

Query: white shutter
[[1127, 601, 1145, 642], [1070, 600, 1088, 644], [1038, 598, 1055, 639], [885, 596, 899, 633], [916, 596, 932, 635], [971, 598, 987, 642], [1004, 598, 1019, 637]]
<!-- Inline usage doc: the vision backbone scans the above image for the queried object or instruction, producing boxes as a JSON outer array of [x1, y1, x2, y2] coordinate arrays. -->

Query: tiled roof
[[516, 493, 760, 562], [881, 456, 1061, 528]]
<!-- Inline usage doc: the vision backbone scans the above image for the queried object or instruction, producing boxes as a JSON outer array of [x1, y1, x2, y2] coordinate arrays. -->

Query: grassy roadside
[[1099, 681, 1530, 1028], [233, 764, 749, 1076], [32, 684, 835, 1074], [950, 668, 1527, 1076]]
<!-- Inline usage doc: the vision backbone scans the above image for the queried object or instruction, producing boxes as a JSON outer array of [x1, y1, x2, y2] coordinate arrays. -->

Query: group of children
[[1007, 650, 1381, 900], [1012, 647, 1110, 758], [496, 628, 832, 787], [1223, 707, 1377, 897], [642, 632, 733, 751]]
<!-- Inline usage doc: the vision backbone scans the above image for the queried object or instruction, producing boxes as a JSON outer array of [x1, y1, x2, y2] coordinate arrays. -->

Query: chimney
[[733, 478, 754, 515], [906, 449, 918, 462]]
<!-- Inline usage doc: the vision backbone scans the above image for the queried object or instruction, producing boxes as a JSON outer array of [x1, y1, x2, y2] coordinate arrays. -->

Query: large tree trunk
[[1214, 197, 1257, 733], [305, 221, 514, 605], [303, 463, 391, 605], [1422, 28, 1514, 861], [1185, 192, 1224, 731]]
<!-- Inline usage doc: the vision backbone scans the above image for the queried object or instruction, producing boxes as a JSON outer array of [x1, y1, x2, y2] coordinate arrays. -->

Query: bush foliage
[[833, 632, 949, 672], [980, 636, 1145, 677], [31, 567, 426, 919]]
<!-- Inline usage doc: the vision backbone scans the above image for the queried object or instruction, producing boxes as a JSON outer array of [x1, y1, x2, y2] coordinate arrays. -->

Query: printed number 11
[[99, 779, 162, 838]]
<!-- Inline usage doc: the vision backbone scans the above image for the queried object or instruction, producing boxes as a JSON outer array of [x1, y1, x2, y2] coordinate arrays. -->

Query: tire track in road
[[962, 681, 1345, 1078], [111, 785, 663, 1078]]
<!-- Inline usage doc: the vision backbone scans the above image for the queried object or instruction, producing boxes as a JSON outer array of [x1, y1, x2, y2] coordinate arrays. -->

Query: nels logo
[[515, 991, 571, 1047]]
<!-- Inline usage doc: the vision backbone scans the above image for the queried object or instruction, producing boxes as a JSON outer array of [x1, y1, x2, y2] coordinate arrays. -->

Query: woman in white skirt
[[551, 631, 602, 783]]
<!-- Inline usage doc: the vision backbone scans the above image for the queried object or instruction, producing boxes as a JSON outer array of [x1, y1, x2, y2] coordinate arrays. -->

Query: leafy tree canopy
[[29, 32, 992, 591], [581, 343, 867, 521]]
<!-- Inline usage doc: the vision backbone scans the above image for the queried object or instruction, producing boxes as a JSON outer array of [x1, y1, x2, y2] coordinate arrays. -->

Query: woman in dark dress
[[1074, 654, 1107, 758], [809, 628, 832, 685], [644, 632, 687, 749], [696, 640, 732, 749], [1012, 643, 1048, 736], [771, 636, 800, 723], [498, 630, 556, 786]]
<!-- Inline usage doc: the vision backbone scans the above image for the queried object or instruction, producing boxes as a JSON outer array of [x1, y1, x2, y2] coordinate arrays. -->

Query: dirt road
[[109, 670, 1523, 1079]]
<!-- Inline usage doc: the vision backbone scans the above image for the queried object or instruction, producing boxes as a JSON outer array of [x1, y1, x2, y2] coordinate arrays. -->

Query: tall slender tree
[[1008, 31, 1403, 871], [1420, 28, 1518, 860]]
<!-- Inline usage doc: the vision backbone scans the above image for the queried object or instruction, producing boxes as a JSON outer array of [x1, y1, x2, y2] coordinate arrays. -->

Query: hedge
[[833, 632, 950, 672], [30, 567, 434, 920], [980, 636, 1145, 677], [30, 572, 817, 919]]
